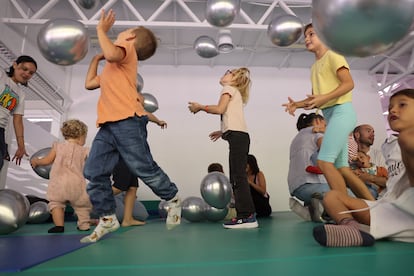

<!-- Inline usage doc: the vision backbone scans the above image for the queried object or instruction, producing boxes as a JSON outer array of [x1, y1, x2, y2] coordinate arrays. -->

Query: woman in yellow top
[[283, 23, 373, 201]]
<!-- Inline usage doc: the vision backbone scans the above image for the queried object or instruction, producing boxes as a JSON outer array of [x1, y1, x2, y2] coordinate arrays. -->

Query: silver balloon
[[204, 204, 228, 222], [267, 14, 303, 47], [206, 0, 241, 27], [137, 73, 144, 92], [158, 200, 169, 218], [200, 172, 232, 209], [28, 201, 50, 224], [181, 197, 206, 222], [0, 189, 30, 234], [194, 35, 219, 58], [37, 19, 89, 65], [142, 93, 159, 113], [30, 147, 52, 179], [312, 0, 414, 57], [76, 0, 97, 9]]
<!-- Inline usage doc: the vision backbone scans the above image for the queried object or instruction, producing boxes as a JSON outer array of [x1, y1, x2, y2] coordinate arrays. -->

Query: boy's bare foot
[[121, 218, 146, 227]]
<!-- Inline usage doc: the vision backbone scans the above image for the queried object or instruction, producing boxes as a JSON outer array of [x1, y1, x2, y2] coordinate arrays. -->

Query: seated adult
[[288, 113, 330, 221], [247, 154, 272, 217]]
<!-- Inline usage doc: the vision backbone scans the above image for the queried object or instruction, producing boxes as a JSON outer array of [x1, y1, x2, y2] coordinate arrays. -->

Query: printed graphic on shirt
[[0, 84, 19, 112], [388, 161, 404, 178]]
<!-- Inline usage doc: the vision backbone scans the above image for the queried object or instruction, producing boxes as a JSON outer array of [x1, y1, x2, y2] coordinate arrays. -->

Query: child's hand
[[30, 159, 38, 168], [97, 9, 115, 33], [158, 120, 167, 129], [188, 102, 202, 114], [209, 131, 222, 142], [95, 53, 105, 61], [282, 97, 297, 116], [305, 94, 328, 110]]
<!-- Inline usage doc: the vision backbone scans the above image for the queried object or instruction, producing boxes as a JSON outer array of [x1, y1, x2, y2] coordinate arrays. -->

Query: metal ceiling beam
[[2, 0, 305, 30]]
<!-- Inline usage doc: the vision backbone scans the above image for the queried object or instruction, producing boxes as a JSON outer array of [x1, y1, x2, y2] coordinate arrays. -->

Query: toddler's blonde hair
[[61, 119, 88, 140]]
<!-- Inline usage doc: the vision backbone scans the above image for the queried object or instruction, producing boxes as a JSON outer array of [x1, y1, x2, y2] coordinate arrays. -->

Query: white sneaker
[[166, 196, 181, 230], [80, 214, 120, 243], [289, 197, 311, 221]]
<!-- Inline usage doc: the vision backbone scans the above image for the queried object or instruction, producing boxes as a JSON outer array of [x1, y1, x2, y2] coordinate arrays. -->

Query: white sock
[[80, 214, 120, 243]]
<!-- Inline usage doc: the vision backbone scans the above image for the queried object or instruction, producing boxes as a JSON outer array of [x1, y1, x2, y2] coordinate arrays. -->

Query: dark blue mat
[[0, 234, 91, 272]]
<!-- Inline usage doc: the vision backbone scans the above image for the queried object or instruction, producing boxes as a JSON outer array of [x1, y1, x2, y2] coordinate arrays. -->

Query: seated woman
[[247, 154, 272, 218]]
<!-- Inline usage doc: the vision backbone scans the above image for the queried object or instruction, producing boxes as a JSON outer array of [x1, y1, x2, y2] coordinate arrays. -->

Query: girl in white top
[[188, 67, 258, 229]]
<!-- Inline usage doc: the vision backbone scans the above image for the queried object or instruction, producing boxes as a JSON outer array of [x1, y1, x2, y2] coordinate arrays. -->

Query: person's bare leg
[[112, 186, 122, 196], [121, 187, 145, 227], [317, 160, 347, 194], [48, 207, 65, 233], [339, 167, 375, 200]]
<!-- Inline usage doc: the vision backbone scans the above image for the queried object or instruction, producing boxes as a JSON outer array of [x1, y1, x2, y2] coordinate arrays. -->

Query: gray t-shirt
[[0, 70, 25, 128], [288, 126, 327, 194]]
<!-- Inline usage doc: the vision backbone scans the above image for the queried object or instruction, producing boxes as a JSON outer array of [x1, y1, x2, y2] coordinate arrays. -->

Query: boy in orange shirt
[[81, 9, 180, 243]]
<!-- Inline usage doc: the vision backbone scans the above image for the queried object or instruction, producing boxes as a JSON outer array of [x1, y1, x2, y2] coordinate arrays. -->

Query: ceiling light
[[217, 29, 234, 53]]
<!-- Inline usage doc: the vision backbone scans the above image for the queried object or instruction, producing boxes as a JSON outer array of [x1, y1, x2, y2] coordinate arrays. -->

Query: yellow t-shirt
[[95, 39, 146, 127], [310, 50, 352, 109]]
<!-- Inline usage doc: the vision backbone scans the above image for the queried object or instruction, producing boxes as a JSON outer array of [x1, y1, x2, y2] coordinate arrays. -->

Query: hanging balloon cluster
[[194, 0, 241, 58]]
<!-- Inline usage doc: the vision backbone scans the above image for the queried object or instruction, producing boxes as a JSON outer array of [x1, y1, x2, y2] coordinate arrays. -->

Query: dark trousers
[[0, 128, 5, 171], [224, 130, 255, 218]]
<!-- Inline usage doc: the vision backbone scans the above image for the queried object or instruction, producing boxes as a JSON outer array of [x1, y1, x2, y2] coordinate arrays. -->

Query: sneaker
[[289, 197, 311, 221], [309, 193, 326, 223], [223, 214, 258, 229], [166, 196, 181, 230]]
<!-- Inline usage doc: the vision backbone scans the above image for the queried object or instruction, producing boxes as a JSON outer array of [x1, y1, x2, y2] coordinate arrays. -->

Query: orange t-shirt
[[95, 39, 146, 126]]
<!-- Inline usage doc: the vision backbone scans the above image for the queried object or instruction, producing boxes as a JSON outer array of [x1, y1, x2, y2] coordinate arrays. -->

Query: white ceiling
[[2, 0, 414, 106]]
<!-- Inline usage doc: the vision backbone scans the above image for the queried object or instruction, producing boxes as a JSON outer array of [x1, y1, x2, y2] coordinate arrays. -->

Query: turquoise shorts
[[317, 102, 356, 168]]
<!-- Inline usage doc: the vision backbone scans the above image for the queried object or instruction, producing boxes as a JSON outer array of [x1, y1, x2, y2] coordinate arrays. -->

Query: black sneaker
[[223, 214, 259, 229]]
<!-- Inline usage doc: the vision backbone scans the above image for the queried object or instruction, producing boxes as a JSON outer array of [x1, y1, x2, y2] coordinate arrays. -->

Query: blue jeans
[[292, 183, 356, 206], [292, 183, 331, 206], [84, 116, 178, 216]]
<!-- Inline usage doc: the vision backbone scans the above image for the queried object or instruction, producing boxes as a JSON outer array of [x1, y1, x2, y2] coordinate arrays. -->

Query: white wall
[[66, 64, 386, 211]]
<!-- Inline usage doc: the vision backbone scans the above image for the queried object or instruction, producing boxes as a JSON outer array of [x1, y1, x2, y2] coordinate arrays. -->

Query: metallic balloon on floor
[[37, 18, 89, 65], [0, 189, 30, 234], [206, 0, 241, 27], [204, 204, 228, 222], [312, 0, 414, 57], [181, 197, 206, 222], [142, 93, 159, 113], [200, 172, 232, 209], [267, 14, 303, 47], [194, 35, 219, 58], [27, 201, 50, 224], [30, 147, 52, 179]]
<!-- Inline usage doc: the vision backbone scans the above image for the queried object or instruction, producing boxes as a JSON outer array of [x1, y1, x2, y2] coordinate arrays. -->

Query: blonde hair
[[132, 27, 158, 60], [230, 67, 251, 104], [61, 119, 88, 140]]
